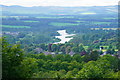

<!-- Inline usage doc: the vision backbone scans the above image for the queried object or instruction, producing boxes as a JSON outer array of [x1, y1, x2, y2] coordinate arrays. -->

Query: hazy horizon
[[0, 4, 118, 7], [0, 0, 119, 7]]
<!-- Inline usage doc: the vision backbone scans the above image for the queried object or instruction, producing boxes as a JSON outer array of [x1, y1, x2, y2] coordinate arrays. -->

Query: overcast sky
[[0, 0, 119, 7]]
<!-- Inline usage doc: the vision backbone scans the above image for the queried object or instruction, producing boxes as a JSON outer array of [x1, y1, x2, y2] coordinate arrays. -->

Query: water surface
[[54, 30, 75, 44]]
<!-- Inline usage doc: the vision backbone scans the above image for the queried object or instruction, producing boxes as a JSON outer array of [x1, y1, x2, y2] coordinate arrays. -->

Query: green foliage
[[72, 47, 79, 53], [2, 38, 24, 78], [2, 38, 120, 79], [78, 44, 85, 52], [72, 54, 82, 63], [89, 50, 100, 61], [19, 58, 38, 78], [51, 44, 58, 52], [76, 61, 103, 78], [97, 54, 119, 72], [76, 60, 116, 78], [82, 50, 99, 62]]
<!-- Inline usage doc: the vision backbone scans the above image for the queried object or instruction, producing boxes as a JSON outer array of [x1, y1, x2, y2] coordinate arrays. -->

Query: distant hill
[[0, 5, 118, 15]]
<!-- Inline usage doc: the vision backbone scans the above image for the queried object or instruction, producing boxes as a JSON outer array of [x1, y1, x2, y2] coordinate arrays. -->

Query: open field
[[92, 22, 111, 25], [23, 21, 40, 23], [50, 22, 79, 26], [36, 16, 74, 19], [1, 25, 31, 28], [103, 18, 118, 19]]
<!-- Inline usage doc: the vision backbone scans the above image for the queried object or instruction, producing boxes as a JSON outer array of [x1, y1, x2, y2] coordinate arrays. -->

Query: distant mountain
[[0, 5, 118, 15]]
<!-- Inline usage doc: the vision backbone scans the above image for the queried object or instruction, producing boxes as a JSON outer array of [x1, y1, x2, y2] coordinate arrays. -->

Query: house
[[43, 51, 56, 55], [100, 51, 107, 56], [93, 40, 99, 43], [48, 43, 53, 51], [80, 51, 86, 56], [58, 52, 63, 54], [100, 46, 104, 51], [69, 51, 75, 56], [3, 32, 19, 36], [43, 51, 51, 55], [117, 51, 120, 59], [34, 48, 43, 53]]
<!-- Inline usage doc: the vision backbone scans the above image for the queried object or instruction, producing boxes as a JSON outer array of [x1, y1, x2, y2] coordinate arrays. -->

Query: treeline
[[2, 38, 120, 79], [3, 31, 60, 45], [3, 30, 118, 55], [70, 30, 118, 46]]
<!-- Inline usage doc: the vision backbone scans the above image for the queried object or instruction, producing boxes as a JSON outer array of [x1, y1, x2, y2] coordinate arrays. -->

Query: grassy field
[[36, 16, 74, 19], [83, 45, 118, 52], [92, 22, 111, 25], [23, 21, 39, 23], [76, 21, 86, 23], [103, 18, 118, 19], [1, 25, 31, 28], [50, 22, 79, 26], [83, 46, 89, 50]]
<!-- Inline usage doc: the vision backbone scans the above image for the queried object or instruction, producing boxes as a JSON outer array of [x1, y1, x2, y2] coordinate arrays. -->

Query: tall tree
[[2, 38, 24, 78]]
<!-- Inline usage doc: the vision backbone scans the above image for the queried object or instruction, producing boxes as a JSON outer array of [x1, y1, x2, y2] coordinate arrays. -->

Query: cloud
[[0, 0, 119, 7]]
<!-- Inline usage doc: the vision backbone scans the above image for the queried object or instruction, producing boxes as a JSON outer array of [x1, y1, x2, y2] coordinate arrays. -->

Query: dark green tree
[[2, 38, 24, 78]]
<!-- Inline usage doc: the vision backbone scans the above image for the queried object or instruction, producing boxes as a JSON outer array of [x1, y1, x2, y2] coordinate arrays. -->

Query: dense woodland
[[2, 38, 120, 78]]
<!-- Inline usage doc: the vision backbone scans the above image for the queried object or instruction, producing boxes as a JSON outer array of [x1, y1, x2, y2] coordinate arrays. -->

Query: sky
[[0, 0, 119, 7]]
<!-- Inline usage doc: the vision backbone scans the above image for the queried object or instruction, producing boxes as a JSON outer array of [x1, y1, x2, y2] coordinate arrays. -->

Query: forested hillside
[[2, 38, 120, 78]]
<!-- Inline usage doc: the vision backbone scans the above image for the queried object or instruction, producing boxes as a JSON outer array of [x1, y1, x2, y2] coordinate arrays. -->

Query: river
[[54, 30, 75, 44]]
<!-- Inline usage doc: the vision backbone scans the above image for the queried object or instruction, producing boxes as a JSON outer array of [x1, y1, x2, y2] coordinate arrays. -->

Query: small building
[[69, 51, 75, 56], [43, 51, 56, 55], [80, 51, 86, 56], [117, 51, 120, 59], [101, 51, 107, 56], [58, 52, 63, 54], [34, 48, 43, 53], [100, 46, 104, 51], [48, 43, 53, 51], [43, 51, 51, 55]]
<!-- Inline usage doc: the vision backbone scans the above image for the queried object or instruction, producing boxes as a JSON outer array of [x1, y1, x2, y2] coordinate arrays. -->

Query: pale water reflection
[[54, 30, 75, 44]]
